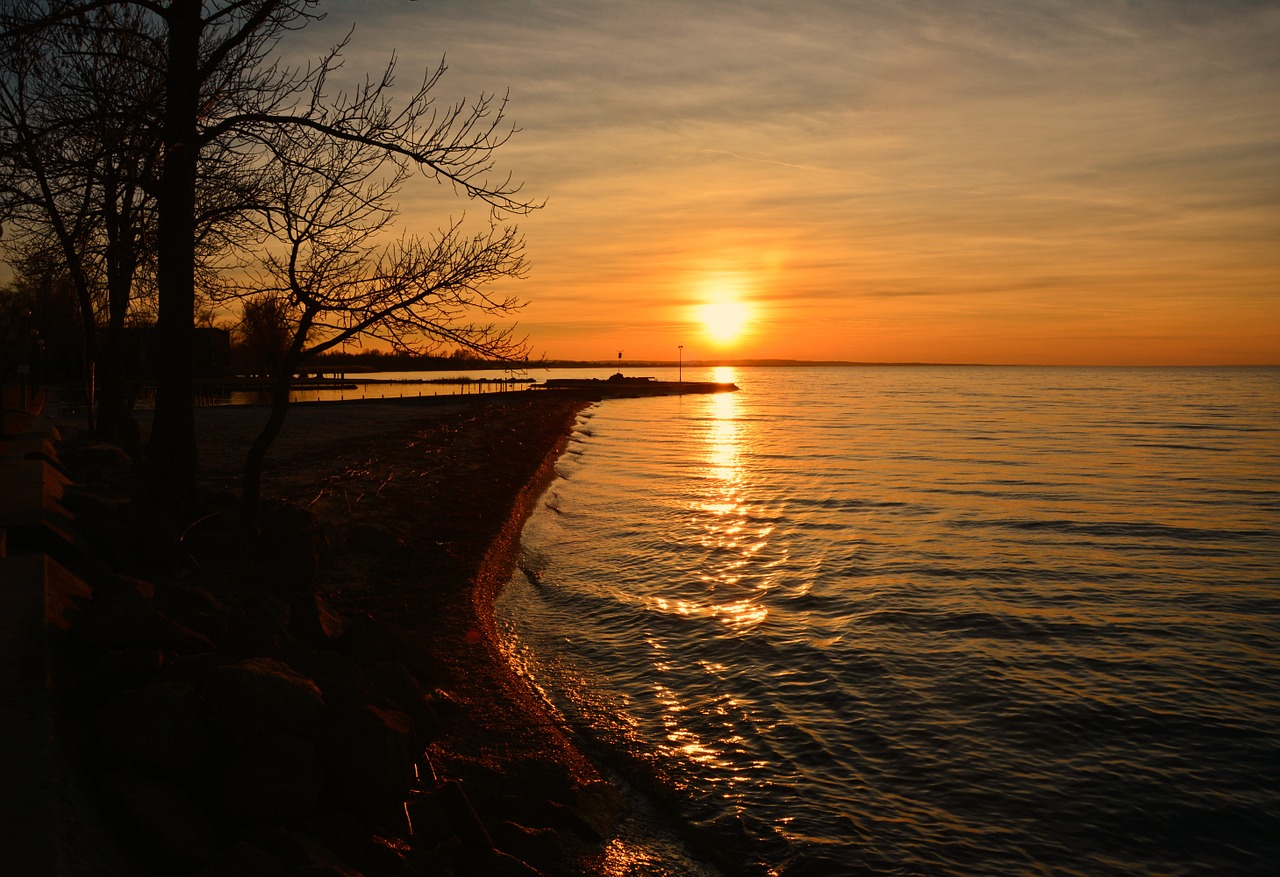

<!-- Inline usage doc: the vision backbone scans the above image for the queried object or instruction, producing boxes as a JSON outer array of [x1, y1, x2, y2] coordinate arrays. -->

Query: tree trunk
[[241, 365, 293, 516], [95, 171, 139, 452], [243, 310, 313, 518], [146, 0, 201, 509]]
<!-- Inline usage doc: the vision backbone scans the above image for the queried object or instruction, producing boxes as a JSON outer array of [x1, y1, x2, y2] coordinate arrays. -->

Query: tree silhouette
[[0, 0, 161, 444], [229, 102, 530, 510], [236, 293, 292, 379], [2, 1, 537, 515]]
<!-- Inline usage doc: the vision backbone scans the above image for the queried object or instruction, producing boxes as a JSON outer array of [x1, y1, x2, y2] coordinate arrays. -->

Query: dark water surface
[[497, 366, 1280, 876]]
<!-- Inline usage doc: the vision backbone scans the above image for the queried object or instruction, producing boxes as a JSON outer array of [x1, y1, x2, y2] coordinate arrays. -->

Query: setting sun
[[697, 300, 752, 346]]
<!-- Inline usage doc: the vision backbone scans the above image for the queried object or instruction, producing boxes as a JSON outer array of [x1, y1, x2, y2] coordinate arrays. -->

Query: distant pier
[[539, 374, 738, 397]]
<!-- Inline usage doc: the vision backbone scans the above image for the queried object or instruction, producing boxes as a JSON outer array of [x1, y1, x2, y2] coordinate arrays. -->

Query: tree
[[237, 293, 292, 378], [0, 0, 162, 441], [3, 1, 536, 513], [230, 99, 532, 510]]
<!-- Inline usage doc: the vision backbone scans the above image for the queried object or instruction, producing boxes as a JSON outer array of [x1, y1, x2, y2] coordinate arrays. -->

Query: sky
[[306, 0, 1279, 365]]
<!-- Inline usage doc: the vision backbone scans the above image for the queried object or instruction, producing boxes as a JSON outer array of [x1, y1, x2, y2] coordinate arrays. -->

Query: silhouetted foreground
[[13, 393, 624, 876]]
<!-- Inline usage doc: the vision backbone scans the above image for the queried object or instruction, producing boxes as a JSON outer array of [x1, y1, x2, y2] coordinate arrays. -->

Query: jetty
[[539, 373, 738, 397]]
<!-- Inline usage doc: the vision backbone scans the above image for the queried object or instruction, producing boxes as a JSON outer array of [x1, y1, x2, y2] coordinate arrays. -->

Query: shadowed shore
[[188, 395, 609, 784], [30, 391, 631, 876]]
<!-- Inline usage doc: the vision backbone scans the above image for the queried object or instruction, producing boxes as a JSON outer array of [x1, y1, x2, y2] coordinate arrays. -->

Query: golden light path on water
[[632, 366, 782, 816], [593, 368, 781, 876], [647, 368, 772, 630]]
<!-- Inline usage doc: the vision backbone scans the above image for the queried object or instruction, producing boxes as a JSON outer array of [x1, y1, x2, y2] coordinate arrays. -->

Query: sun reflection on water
[[639, 367, 780, 789], [689, 370, 772, 625]]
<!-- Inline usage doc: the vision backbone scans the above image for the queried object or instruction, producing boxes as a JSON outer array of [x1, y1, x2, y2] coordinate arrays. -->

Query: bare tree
[[230, 109, 531, 510], [236, 293, 292, 378], [0, 1, 160, 439], [3, 2, 536, 514]]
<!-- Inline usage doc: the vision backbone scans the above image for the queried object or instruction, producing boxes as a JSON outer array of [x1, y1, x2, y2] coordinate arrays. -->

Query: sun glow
[[697, 300, 752, 346]]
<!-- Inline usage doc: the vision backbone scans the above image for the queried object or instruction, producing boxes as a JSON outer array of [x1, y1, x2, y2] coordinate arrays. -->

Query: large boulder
[[70, 578, 213, 654], [318, 704, 413, 811], [152, 580, 234, 643], [218, 732, 322, 825], [334, 614, 403, 671], [189, 841, 285, 877], [98, 682, 211, 772], [241, 827, 360, 875], [367, 662, 439, 741], [254, 504, 323, 593], [84, 648, 171, 704], [221, 596, 316, 669], [289, 593, 348, 649], [100, 766, 220, 869], [203, 657, 325, 743]]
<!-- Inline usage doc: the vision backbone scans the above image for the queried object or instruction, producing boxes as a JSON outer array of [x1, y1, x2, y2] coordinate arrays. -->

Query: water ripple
[[499, 366, 1280, 876]]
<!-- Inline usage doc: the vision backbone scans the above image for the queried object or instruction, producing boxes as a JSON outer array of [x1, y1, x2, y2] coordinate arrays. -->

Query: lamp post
[[678, 345, 684, 384]]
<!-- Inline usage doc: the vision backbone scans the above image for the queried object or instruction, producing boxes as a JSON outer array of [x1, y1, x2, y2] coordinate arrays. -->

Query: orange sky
[[311, 1, 1278, 365]]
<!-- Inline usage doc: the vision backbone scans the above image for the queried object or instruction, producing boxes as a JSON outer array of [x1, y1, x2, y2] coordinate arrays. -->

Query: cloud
[[283, 0, 1280, 362]]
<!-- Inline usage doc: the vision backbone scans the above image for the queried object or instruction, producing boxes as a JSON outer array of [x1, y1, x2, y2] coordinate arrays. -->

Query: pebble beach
[[18, 391, 625, 876]]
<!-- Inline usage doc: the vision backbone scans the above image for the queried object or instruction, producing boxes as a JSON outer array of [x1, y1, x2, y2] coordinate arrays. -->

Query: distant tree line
[[304, 347, 521, 373], [0, 0, 537, 515]]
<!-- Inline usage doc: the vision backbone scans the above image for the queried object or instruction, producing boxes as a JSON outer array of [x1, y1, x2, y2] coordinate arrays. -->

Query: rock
[[354, 836, 419, 877], [367, 662, 439, 740], [539, 799, 606, 842], [294, 809, 369, 864], [71, 585, 214, 655], [98, 682, 211, 772], [265, 502, 319, 535], [178, 506, 242, 571], [245, 827, 358, 874], [459, 848, 548, 877], [153, 581, 233, 643], [289, 594, 348, 648], [492, 821, 569, 868], [204, 658, 325, 742], [571, 781, 627, 841], [60, 443, 134, 485], [84, 648, 171, 701], [221, 599, 317, 669], [255, 505, 322, 593], [334, 615, 402, 671], [104, 574, 156, 601], [219, 732, 322, 824], [191, 841, 286, 877], [404, 793, 455, 847], [62, 489, 143, 569], [309, 649, 370, 694], [319, 704, 412, 811], [101, 766, 220, 868]]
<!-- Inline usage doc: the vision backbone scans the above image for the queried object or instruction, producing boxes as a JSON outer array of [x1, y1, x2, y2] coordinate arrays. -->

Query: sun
[[697, 300, 752, 346]]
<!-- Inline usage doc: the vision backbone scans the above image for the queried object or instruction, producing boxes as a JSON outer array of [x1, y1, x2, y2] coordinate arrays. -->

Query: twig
[[375, 470, 395, 496]]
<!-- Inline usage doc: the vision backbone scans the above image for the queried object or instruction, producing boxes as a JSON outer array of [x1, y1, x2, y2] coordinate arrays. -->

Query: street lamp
[[678, 345, 684, 384]]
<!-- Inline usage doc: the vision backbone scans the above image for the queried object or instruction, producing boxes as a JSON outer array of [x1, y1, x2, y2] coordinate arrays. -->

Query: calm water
[[496, 366, 1280, 877]]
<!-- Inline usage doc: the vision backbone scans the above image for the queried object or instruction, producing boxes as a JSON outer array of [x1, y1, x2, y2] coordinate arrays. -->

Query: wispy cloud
[[298, 0, 1280, 363]]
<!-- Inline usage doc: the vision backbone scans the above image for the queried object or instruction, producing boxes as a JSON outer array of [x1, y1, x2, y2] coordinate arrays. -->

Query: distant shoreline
[[309, 359, 1279, 372]]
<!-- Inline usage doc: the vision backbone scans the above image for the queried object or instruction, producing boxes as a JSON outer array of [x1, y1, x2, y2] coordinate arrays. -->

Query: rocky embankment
[[6, 394, 621, 877]]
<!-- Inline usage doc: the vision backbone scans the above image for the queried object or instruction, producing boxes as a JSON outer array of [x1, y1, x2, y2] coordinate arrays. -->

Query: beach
[[38, 392, 623, 876], [190, 395, 609, 783]]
